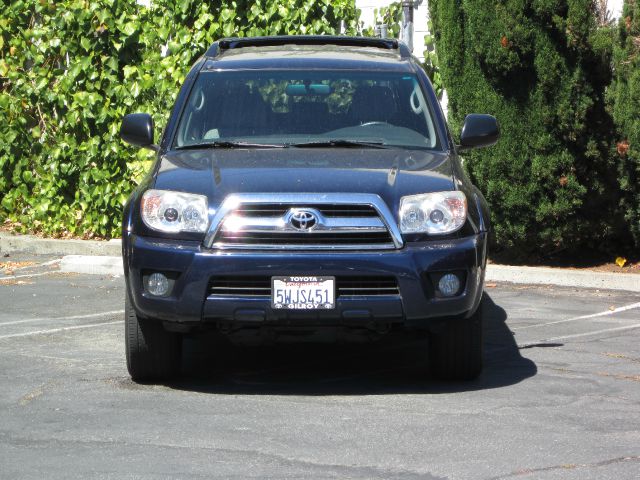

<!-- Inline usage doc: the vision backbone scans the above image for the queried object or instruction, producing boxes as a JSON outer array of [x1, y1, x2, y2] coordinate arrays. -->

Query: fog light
[[147, 272, 169, 297], [438, 273, 461, 297]]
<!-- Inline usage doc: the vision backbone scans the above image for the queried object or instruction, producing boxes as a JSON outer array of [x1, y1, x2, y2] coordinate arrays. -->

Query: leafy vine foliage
[[0, 0, 358, 238], [423, 20, 442, 98], [360, 2, 402, 38]]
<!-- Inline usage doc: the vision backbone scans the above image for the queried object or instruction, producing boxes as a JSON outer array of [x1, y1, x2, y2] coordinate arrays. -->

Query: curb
[[486, 265, 639, 292], [0, 232, 121, 256], [60, 255, 123, 276], [2, 233, 638, 292]]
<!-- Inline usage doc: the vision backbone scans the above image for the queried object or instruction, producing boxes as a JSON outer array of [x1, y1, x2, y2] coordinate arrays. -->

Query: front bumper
[[124, 232, 487, 329]]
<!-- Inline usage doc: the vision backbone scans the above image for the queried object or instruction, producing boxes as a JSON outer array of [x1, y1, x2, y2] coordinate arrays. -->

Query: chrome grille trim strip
[[203, 193, 404, 250], [219, 215, 388, 234]]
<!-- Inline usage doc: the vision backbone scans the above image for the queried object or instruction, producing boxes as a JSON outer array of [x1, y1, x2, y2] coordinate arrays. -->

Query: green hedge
[[429, 0, 630, 259], [610, 0, 640, 246], [0, 0, 358, 238]]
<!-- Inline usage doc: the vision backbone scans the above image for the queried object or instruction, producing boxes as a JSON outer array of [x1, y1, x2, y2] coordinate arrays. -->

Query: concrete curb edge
[[1, 232, 121, 257], [59, 255, 123, 276], [486, 264, 639, 292]]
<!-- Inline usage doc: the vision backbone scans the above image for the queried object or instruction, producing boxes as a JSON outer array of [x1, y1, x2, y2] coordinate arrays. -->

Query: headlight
[[141, 189, 209, 233], [399, 191, 467, 234]]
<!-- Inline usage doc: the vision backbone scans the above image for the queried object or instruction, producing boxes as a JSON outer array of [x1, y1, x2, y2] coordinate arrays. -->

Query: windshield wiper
[[288, 139, 389, 149], [176, 141, 287, 150]]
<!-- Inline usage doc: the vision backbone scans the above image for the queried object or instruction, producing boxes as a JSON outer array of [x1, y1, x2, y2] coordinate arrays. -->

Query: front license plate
[[271, 276, 335, 310]]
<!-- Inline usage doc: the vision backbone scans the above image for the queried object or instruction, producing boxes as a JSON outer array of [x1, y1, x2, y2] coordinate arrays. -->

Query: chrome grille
[[203, 193, 403, 250], [209, 276, 400, 297]]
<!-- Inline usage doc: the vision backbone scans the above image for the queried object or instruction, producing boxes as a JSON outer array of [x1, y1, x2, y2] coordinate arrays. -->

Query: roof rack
[[205, 35, 412, 59]]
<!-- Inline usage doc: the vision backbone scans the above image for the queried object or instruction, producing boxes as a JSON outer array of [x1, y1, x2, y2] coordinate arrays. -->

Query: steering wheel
[[360, 121, 390, 127], [410, 90, 423, 114], [191, 90, 205, 111]]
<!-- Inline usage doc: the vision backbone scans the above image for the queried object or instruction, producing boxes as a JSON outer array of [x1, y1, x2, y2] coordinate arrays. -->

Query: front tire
[[429, 304, 483, 381], [125, 292, 182, 382]]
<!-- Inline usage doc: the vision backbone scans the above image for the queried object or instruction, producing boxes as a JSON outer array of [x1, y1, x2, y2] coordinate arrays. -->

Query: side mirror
[[120, 113, 158, 151], [458, 114, 500, 151]]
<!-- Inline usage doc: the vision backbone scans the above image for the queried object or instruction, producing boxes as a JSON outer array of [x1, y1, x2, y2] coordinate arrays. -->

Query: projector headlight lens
[[399, 191, 467, 234], [141, 189, 208, 233]]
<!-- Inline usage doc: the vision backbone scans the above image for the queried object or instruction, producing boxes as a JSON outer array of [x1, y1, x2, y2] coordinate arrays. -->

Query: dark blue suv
[[120, 36, 499, 382]]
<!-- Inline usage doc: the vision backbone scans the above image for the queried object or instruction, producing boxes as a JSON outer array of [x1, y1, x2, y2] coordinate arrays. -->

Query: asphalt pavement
[[0, 253, 639, 479]]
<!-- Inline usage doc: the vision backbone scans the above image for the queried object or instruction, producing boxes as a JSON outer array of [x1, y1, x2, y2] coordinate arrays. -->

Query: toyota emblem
[[289, 210, 318, 230]]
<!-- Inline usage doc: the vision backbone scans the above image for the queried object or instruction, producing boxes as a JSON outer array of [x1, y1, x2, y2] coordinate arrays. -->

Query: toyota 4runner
[[120, 36, 499, 382]]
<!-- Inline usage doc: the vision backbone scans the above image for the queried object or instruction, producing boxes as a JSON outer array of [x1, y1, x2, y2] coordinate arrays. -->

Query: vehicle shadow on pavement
[[171, 294, 537, 395]]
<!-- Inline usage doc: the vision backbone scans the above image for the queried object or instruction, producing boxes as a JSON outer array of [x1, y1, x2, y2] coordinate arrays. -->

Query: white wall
[[609, 0, 624, 19], [413, 2, 430, 60], [356, 0, 430, 60], [356, 0, 394, 28]]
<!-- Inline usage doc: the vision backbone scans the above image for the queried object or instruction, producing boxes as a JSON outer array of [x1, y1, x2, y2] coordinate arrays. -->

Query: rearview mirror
[[120, 113, 158, 151], [458, 114, 499, 151], [285, 84, 332, 96]]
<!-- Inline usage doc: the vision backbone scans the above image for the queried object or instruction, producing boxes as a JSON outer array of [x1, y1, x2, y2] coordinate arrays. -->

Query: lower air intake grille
[[336, 277, 400, 296], [209, 276, 271, 297], [208, 276, 400, 297], [216, 231, 394, 246]]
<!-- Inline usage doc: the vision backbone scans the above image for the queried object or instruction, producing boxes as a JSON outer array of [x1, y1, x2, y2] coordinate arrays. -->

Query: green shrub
[[423, 23, 443, 98], [0, 0, 358, 238], [609, 0, 640, 247], [429, 0, 625, 260]]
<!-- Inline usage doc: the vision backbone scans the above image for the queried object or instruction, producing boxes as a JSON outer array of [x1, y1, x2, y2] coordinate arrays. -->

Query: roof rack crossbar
[[205, 36, 411, 59]]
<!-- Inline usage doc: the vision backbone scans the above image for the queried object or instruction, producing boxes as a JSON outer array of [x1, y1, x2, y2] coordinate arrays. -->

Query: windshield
[[173, 70, 441, 150]]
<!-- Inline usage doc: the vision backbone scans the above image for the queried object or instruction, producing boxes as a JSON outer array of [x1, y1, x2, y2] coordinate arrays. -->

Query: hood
[[153, 148, 455, 214]]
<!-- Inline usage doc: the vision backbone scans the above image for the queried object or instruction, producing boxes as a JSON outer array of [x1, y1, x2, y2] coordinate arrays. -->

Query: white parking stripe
[[0, 320, 121, 339], [513, 302, 640, 330], [37, 259, 62, 268], [0, 310, 125, 327], [519, 323, 640, 347], [11, 259, 61, 271], [0, 271, 60, 281]]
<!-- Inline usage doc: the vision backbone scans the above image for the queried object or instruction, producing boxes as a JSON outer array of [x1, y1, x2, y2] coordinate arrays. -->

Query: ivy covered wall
[[0, 0, 358, 237]]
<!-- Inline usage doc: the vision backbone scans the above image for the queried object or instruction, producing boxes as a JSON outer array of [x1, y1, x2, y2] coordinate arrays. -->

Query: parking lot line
[[0, 310, 125, 327], [512, 302, 640, 330], [0, 271, 60, 281], [0, 320, 121, 340], [519, 322, 640, 347]]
